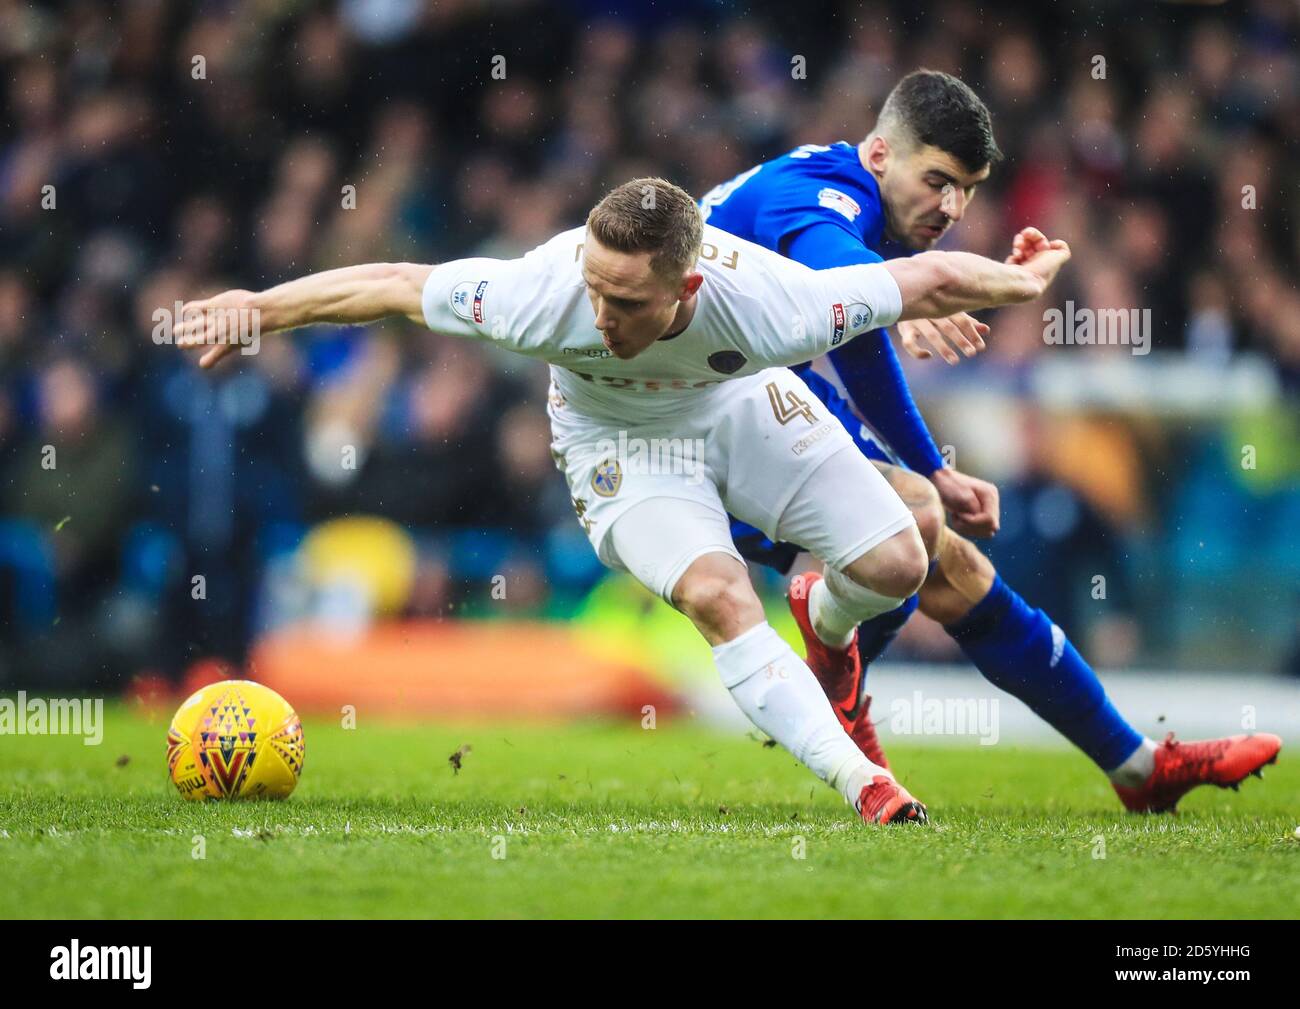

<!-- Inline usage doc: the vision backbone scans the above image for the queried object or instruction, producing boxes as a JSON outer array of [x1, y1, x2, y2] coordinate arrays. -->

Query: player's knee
[[911, 480, 945, 560], [672, 563, 763, 643], [918, 533, 997, 624], [876, 533, 930, 599], [844, 525, 929, 600], [875, 465, 944, 560]]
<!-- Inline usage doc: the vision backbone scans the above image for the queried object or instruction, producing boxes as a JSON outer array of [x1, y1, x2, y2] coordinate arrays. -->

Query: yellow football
[[166, 679, 306, 800]]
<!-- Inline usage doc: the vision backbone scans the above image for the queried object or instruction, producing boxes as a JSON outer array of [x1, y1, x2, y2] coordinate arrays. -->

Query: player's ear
[[680, 271, 703, 300], [864, 135, 890, 175]]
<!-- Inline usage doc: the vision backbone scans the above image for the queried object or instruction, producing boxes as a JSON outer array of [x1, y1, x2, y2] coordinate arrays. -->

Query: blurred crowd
[[0, 0, 1297, 685]]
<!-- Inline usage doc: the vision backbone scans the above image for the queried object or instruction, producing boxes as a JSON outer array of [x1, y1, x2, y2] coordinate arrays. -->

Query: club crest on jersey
[[450, 283, 475, 320], [449, 280, 489, 324], [817, 187, 861, 222], [830, 303, 846, 346], [845, 302, 874, 334], [708, 350, 748, 374], [591, 457, 622, 497]]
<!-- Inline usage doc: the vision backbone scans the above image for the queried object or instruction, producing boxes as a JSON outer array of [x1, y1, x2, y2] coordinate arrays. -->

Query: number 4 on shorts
[[766, 382, 818, 426]]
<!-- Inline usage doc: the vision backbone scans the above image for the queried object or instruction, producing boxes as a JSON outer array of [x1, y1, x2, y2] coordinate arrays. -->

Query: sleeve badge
[[816, 188, 861, 222]]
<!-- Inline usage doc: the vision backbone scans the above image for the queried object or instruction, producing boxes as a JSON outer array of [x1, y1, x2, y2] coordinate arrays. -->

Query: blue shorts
[[731, 366, 896, 574]]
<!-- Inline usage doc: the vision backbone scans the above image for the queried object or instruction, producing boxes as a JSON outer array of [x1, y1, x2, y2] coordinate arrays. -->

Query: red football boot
[[788, 572, 890, 768], [856, 775, 927, 825], [1113, 732, 1282, 813], [841, 685, 889, 771]]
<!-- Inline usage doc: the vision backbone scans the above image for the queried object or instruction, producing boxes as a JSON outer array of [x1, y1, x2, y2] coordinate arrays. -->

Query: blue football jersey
[[702, 142, 903, 265]]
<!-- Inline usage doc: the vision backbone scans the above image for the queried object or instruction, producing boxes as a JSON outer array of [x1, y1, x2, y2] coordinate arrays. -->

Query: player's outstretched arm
[[175, 262, 434, 369], [887, 230, 1070, 321]]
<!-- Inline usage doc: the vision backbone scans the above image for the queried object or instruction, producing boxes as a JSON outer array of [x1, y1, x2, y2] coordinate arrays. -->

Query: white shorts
[[549, 368, 916, 601]]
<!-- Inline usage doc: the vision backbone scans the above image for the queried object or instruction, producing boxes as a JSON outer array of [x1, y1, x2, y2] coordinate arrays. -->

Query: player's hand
[[1005, 226, 1052, 265], [173, 289, 256, 369], [898, 313, 990, 364], [1006, 226, 1070, 291], [930, 467, 1000, 539]]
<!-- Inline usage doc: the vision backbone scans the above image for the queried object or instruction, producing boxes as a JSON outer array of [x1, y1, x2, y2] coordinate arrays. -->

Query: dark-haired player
[[702, 70, 1280, 812]]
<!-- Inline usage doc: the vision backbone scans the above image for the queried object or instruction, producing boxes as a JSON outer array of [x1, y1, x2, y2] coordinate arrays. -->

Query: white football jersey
[[420, 223, 902, 423]]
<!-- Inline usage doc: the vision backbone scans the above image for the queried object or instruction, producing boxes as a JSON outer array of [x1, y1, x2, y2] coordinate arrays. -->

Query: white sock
[[1107, 737, 1158, 787], [712, 622, 889, 808], [808, 567, 905, 648]]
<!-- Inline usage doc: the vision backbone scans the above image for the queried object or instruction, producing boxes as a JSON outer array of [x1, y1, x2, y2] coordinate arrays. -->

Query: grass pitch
[[0, 705, 1294, 919]]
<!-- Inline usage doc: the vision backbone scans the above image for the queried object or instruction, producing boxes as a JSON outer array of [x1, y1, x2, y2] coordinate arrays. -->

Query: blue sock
[[945, 575, 1144, 771], [855, 594, 918, 676]]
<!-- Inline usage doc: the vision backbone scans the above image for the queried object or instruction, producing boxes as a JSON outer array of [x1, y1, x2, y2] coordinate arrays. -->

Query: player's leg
[[849, 461, 945, 668], [701, 370, 931, 820], [759, 372, 934, 694], [718, 370, 927, 768], [787, 463, 942, 769], [771, 446, 927, 726], [919, 526, 1280, 811], [919, 526, 1146, 773], [746, 374, 1143, 783], [746, 369, 1281, 810], [776, 451, 928, 681], [805, 522, 927, 644], [752, 442, 932, 811], [603, 497, 922, 824]]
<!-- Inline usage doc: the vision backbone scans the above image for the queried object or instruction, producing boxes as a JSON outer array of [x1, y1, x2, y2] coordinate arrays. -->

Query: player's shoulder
[[524, 225, 588, 275], [696, 224, 828, 334], [700, 223, 811, 284], [766, 142, 879, 215], [771, 141, 861, 175], [728, 142, 882, 250], [488, 225, 588, 304]]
